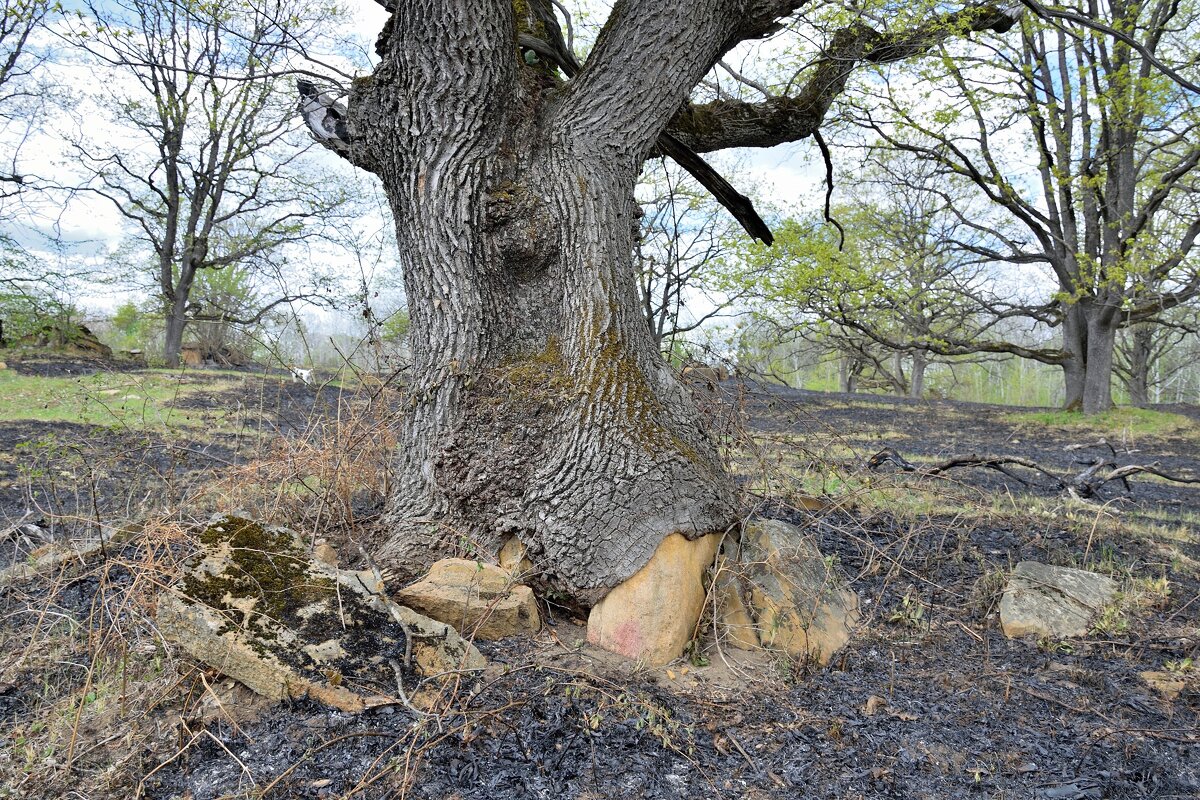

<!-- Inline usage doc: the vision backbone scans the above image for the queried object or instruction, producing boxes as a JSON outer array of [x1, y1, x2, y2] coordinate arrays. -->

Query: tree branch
[[670, 3, 1025, 153]]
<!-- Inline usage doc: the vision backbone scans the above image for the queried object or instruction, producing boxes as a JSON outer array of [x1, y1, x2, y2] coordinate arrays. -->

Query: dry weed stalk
[[201, 378, 404, 539]]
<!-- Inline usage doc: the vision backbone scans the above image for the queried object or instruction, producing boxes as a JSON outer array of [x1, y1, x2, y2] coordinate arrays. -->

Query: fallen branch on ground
[[866, 446, 1200, 499]]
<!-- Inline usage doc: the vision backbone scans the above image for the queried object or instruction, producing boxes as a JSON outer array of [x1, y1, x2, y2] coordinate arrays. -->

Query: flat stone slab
[[157, 515, 486, 712], [395, 558, 540, 640], [1000, 561, 1118, 640]]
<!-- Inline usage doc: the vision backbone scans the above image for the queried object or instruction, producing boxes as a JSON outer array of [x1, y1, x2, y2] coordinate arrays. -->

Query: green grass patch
[[1002, 406, 1196, 438], [0, 369, 250, 432]]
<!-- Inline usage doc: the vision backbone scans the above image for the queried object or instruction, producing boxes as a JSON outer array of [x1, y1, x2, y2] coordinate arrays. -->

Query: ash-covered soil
[[0, 371, 1196, 799], [730, 379, 1200, 519]]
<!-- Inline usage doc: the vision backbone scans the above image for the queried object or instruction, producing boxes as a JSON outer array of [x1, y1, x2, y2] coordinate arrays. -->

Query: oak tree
[[65, 0, 351, 366], [849, 0, 1200, 412], [305, 0, 1025, 606]]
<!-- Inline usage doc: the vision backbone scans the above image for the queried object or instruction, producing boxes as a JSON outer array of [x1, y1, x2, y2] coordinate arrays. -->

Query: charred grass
[[0, 367, 1195, 798]]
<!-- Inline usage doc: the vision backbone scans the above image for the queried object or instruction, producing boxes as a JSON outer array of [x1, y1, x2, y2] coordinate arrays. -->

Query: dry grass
[[0, 366, 408, 798]]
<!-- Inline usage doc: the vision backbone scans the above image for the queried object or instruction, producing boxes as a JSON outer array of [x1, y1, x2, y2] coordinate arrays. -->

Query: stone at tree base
[[587, 532, 721, 666], [497, 535, 536, 579], [719, 520, 859, 665], [712, 544, 761, 651], [394, 558, 540, 640], [157, 515, 485, 713], [1000, 561, 1118, 640]]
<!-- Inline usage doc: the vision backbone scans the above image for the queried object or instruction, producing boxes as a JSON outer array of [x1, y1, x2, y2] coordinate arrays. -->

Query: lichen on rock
[[158, 514, 486, 712]]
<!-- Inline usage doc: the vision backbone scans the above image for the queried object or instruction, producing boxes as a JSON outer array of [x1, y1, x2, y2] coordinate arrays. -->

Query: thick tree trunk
[[356, 1, 737, 606], [890, 351, 907, 397], [909, 351, 926, 399], [1124, 324, 1153, 408], [1060, 304, 1087, 411], [1082, 306, 1118, 414], [163, 299, 187, 368]]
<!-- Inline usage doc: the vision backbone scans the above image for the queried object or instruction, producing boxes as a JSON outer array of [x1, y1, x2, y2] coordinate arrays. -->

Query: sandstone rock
[[395, 558, 540, 640], [312, 540, 338, 566], [587, 532, 721, 665], [719, 519, 859, 665], [1000, 561, 1118, 640], [157, 515, 485, 712], [712, 544, 761, 650], [497, 535, 536, 579]]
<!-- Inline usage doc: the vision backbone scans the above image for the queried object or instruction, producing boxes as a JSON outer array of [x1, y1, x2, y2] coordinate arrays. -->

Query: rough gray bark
[[909, 350, 926, 399], [346, 0, 747, 604], [1061, 304, 1088, 411], [1124, 324, 1153, 407], [314, 0, 1027, 606]]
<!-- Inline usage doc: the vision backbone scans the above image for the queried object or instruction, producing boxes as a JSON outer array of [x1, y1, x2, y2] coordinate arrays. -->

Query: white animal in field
[[291, 367, 313, 385]]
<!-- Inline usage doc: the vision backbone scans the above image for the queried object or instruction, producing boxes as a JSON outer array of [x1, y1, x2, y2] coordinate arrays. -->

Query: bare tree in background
[[0, 0, 50, 197], [1116, 307, 1200, 407], [851, 0, 1200, 412], [637, 159, 741, 355], [63, 0, 353, 366]]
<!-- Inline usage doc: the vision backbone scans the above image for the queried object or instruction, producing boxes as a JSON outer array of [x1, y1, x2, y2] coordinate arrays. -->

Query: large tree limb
[[555, 0, 745, 156], [520, 24, 774, 243], [669, 4, 1024, 153]]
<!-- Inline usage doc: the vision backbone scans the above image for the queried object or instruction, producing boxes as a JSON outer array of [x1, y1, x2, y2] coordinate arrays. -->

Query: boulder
[[157, 515, 486, 712], [395, 558, 540, 640], [712, 547, 761, 650], [587, 532, 721, 665], [1000, 561, 1118, 640], [15, 323, 112, 358], [718, 519, 859, 665]]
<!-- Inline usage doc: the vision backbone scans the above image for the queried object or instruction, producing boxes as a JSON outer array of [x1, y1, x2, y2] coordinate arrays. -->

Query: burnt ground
[[729, 379, 1200, 520], [0, 355, 351, 529], [0, 364, 1196, 800]]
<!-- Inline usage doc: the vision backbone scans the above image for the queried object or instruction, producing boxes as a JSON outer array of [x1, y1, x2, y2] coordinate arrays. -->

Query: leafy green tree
[[378, 310, 410, 346], [849, 0, 1200, 412], [63, 0, 352, 366], [727, 155, 1008, 398], [105, 300, 158, 352]]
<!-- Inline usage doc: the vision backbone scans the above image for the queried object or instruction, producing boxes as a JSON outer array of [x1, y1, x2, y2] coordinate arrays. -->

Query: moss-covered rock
[[158, 515, 486, 712]]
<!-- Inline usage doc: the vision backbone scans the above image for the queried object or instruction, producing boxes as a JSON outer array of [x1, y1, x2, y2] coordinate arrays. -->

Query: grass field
[[0, 368, 252, 428]]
